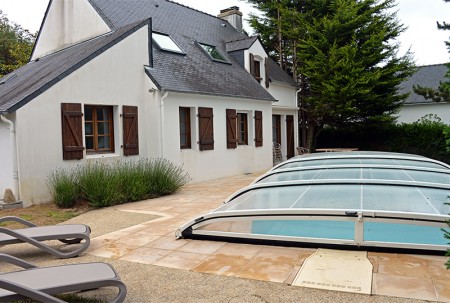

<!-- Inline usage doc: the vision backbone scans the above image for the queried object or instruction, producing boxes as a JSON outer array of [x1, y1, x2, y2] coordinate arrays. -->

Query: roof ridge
[[417, 62, 449, 68], [226, 36, 257, 43]]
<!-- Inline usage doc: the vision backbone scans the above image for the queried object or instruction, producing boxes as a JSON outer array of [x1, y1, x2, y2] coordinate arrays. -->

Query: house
[[398, 63, 450, 123], [0, 0, 298, 206]]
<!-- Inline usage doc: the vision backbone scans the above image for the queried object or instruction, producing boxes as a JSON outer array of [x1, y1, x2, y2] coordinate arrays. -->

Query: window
[[84, 105, 114, 153], [249, 53, 262, 83], [237, 113, 248, 145], [198, 43, 229, 63], [272, 115, 281, 144], [152, 32, 184, 54], [253, 60, 261, 83], [179, 107, 191, 149]]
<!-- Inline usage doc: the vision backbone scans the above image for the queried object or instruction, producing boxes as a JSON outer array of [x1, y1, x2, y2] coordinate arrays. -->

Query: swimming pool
[[177, 152, 450, 252]]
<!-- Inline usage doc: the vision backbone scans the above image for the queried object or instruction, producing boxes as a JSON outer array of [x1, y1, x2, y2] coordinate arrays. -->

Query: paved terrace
[[82, 173, 450, 302]]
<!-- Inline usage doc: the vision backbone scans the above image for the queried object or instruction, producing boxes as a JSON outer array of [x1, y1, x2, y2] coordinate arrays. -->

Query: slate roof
[[226, 37, 258, 52], [88, 0, 279, 101], [0, 19, 150, 114], [267, 58, 298, 87], [399, 63, 449, 104], [0, 0, 300, 114]]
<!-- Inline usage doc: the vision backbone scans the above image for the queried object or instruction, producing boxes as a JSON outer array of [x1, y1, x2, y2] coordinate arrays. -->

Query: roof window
[[198, 43, 230, 63], [152, 32, 184, 54]]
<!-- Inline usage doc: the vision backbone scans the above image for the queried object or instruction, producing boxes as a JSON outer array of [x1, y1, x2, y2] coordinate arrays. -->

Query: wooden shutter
[[255, 110, 263, 147], [264, 57, 270, 88], [61, 103, 84, 160], [122, 105, 139, 156], [226, 109, 237, 149], [249, 53, 255, 76], [198, 107, 214, 151]]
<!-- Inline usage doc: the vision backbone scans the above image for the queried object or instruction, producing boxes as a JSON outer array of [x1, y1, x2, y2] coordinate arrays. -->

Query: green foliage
[[77, 162, 124, 208], [47, 169, 79, 208], [317, 114, 450, 163], [0, 10, 35, 77], [47, 158, 191, 208], [246, 0, 415, 149]]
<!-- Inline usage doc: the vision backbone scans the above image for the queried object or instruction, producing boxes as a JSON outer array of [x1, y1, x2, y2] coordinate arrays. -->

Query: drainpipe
[[159, 91, 169, 158], [0, 115, 19, 200]]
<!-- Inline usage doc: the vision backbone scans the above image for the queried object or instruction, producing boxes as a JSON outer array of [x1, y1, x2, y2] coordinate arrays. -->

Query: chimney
[[218, 6, 243, 31]]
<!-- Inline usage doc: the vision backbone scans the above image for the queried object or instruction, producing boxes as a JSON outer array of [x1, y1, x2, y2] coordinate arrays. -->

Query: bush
[[47, 169, 79, 208], [47, 158, 191, 208], [317, 114, 450, 163]]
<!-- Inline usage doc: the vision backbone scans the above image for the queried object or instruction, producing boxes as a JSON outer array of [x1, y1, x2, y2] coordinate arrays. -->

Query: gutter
[[0, 115, 20, 200], [160, 91, 169, 157]]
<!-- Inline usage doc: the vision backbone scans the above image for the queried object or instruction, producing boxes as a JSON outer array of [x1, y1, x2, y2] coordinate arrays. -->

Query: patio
[[81, 173, 450, 302]]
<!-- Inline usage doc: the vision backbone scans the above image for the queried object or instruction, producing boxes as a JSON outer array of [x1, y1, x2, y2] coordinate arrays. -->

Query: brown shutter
[[264, 57, 270, 88], [122, 105, 139, 156], [249, 53, 255, 76], [226, 109, 237, 149], [198, 107, 214, 151], [61, 103, 84, 160], [255, 110, 263, 147], [286, 115, 295, 159]]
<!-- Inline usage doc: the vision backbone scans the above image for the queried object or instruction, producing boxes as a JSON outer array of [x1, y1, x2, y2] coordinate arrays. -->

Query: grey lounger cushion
[[0, 253, 126, 303], [0, 216, 90, 258]]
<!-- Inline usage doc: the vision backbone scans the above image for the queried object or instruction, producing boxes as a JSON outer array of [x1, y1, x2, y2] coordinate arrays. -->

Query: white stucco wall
[[158, 92, 273, 183], [15, 26, 150, 205], [32, 0, 110, 60], [245, 42, 268, 86], [0, 115, 15, 199], [398, 103, 450, 124]]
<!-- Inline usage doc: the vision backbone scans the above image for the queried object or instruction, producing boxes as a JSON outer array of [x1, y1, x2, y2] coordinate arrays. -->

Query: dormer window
[[249, 53, 262, 83], [198, 43, 230, 63], [153, 32, 184, 54]]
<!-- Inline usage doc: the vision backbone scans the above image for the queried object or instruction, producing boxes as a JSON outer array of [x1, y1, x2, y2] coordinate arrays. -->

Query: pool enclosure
[[177, 152, 450, 252]]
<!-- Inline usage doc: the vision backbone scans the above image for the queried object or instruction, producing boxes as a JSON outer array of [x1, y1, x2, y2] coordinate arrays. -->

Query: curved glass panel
[[179, 152, 450, 251], [219, 184, 449, 215], [259, 167, 450, 185], [278, 158, 447, 170]]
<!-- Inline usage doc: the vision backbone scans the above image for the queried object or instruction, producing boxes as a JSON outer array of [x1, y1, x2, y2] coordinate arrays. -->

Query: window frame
[[197, 42, 231, 64], [237, 112, 248, 146], [84, 105, 115, 154], [179, 107, 192, 149], [152, 32, 185, 54]]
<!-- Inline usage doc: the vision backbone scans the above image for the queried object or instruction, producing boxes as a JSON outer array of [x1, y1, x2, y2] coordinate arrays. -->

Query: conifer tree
[[245, 0, 415, 149]]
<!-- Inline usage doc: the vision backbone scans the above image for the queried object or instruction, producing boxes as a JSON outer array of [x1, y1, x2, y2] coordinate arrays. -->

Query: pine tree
[[245, 0, 414, 149], [297, 0, 415, 149], [413, 0, 450, 103]]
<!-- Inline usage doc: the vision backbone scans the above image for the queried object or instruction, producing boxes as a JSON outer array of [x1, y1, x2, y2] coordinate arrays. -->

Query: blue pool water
[[251, 220, 448, 245]]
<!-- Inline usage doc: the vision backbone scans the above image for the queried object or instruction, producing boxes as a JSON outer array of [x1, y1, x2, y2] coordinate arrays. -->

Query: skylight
[[152, 33, 184, 54], [198, 43, 229, 63]]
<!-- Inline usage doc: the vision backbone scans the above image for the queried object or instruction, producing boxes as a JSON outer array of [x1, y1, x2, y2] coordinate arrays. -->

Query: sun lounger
[[0, 253, 126, 303], [0, 216, 90, 258]]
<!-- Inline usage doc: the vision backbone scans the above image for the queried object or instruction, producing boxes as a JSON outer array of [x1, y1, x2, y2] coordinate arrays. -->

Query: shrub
[[77, 162, 124, 208], [47, 168, 79, 208], [317, 114, 450, 163], [48, 158, 190, 208]]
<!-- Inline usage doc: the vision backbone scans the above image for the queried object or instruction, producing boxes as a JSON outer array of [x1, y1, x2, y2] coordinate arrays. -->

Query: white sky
[[0, 0, 448, 66]]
